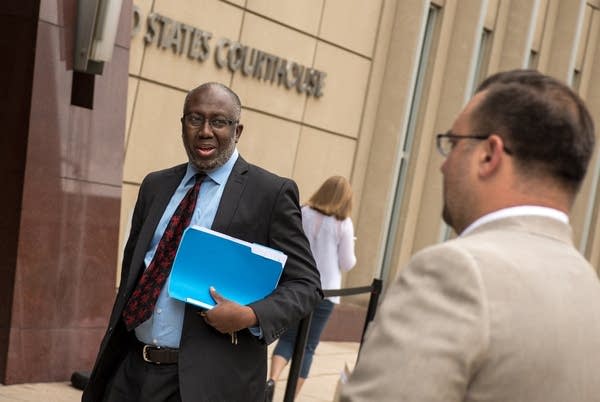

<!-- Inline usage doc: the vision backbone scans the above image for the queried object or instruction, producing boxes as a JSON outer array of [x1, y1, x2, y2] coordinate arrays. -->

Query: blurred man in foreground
[[342, 69, 600, 402]]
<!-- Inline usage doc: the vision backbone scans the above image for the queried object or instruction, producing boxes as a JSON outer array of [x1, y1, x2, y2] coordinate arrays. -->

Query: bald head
[[183, 82, 242, 119]]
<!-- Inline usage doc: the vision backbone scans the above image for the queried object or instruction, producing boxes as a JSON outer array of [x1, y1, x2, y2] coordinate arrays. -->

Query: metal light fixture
[[74, 0, 123, 74]]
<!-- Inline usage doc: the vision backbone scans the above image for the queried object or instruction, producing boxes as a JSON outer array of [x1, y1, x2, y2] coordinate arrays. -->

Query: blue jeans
[[272, 299, 334, 378]]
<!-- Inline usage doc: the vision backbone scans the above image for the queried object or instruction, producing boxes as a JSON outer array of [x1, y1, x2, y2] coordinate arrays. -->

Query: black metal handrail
[[283, 278, 383, 402]]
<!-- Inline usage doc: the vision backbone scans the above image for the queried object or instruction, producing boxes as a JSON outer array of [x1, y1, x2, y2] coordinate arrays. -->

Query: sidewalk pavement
[[0, 341, 359, 402]]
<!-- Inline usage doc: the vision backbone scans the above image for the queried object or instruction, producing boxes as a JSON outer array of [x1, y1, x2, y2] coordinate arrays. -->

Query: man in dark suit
[[82, 82, 322, 402]]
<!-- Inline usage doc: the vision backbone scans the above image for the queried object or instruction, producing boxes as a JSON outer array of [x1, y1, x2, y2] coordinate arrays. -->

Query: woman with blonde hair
[[265, 176, 357, 400]]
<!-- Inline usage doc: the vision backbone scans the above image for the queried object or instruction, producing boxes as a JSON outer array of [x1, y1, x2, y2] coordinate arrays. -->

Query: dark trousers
[[272, 299, 334, 378], [103, 345, 181, 402]]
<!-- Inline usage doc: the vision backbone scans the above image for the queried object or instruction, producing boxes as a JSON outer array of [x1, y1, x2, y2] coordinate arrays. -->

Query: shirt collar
[[460, 205, 569, 237], [184, 149, 239, 185]]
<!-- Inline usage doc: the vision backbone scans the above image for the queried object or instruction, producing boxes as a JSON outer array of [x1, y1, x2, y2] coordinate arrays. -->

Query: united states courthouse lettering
[[134, 7, 327, 98]]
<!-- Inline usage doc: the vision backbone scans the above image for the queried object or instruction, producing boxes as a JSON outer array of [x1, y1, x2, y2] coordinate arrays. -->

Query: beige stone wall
[[119, 0, 383, 279], [120, 0, 600, 302], [349, 0, 600, 302]]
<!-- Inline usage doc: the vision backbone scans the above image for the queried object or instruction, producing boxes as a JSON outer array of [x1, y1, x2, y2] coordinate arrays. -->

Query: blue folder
[[168, 225, 287, 309]]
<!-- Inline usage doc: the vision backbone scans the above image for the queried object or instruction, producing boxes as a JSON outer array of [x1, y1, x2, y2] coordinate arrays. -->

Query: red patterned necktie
[[122, 173, 205, 331]]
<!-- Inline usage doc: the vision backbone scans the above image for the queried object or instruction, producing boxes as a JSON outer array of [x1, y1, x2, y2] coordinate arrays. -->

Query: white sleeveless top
[[301, 206, 357, 303]]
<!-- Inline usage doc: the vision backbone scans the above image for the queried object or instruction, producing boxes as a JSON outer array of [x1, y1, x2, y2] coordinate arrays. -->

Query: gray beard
[[191, 141, 236, 172]]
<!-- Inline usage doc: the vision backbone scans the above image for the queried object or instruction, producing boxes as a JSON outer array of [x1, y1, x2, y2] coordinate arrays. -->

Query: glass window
[[379, 5, 440, 281]]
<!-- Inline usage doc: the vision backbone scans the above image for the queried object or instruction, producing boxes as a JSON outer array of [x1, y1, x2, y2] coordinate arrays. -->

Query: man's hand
[[199, 287, 258, 334]]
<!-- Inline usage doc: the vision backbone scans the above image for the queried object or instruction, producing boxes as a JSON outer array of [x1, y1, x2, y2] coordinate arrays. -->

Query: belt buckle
[[142, 344, 159, 364]]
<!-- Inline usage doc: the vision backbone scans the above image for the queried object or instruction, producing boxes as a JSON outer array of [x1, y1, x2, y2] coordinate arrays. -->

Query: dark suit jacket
[[82, 157, 322, 402]]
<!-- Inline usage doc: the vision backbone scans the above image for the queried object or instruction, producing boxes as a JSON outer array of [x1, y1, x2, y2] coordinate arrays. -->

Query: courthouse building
[[2, 0, 600, 384]]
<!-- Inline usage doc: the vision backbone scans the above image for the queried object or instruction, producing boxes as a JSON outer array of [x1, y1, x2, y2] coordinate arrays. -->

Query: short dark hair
[[473, 69, 595, 193], [183, 82, 242, 118]]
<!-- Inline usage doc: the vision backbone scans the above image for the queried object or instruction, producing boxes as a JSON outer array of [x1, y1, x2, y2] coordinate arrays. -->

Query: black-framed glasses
[[435, 132, 513, 157], [182, 113, 238, 130]]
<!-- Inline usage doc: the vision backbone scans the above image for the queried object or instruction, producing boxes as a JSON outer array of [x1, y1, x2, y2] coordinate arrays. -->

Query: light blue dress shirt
[[135, 150, 239, 348]]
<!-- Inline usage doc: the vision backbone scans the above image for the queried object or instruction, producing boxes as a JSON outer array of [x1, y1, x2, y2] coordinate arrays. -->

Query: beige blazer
[[342, 216, 600, 402]]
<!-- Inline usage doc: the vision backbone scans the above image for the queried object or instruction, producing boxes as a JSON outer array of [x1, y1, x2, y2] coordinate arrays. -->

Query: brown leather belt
[[135, 340, 178, 365]]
